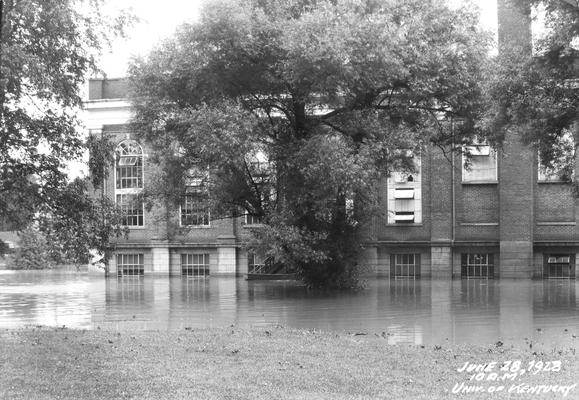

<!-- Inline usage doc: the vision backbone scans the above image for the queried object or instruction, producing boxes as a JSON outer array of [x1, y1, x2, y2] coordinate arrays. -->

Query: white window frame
[[114, 140, 145, 228], [180, 193, 210, 227], [462, 144, 498, 183], [181, 253, 210, 277], [116, 253, 144, 277], [387, 153, 422, 224], [393, 253, 420, 278]]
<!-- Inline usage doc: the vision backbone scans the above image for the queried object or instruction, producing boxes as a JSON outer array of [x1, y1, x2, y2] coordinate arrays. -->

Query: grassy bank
[[1, 326, 578, 399]]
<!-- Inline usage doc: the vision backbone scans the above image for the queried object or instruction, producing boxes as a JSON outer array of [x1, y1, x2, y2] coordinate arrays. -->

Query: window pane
[[117, 253, 144, 277], [116, 194, 144, 226]]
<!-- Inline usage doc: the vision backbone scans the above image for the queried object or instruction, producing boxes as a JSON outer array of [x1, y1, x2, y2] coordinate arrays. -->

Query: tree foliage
[[129, 0, 491, 288], [0, 0, 133, 258], [11, 226, 55, 270], [481, 0, 579, 173], [38, 177, 128, 267]]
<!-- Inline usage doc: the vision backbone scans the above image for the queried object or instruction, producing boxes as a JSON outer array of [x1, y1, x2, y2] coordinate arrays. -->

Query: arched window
[[116, 140, 143, 189], [115, 140, 144, 227]]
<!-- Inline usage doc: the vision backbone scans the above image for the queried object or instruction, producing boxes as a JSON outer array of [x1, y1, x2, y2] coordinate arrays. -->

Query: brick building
[[84, 0, 578, 279]]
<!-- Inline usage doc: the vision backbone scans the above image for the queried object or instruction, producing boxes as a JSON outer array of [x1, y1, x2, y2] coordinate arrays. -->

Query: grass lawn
[[0, 326, 578, 399]]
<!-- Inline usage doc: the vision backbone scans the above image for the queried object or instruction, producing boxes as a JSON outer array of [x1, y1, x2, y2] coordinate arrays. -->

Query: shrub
[[10, 228, 55, 270]]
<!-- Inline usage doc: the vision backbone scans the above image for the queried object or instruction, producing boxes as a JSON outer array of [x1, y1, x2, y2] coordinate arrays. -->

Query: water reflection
[[1, 271, 578, 347]]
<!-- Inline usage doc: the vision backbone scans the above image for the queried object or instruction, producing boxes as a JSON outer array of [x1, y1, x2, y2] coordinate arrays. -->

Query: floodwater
[[1, 270, 578, 347]]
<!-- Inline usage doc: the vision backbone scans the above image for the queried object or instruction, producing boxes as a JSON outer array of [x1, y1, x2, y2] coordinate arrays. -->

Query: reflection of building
[[84, 0, 578, 279]]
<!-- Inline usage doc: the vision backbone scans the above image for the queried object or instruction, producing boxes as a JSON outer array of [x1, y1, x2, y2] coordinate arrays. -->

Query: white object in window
[[462, 145, 497, 182], [387, 153, 422, 224], [394, 188, 414, 199]]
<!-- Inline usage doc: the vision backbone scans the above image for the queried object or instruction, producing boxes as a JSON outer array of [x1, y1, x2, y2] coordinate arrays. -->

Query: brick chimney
[[497, 0, 535, 278]]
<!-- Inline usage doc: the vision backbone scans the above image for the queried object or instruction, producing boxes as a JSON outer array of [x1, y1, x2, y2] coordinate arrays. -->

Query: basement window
[[391, 254, 420, 279], [544, 254, 575, 279], [117, 253, 144, 277], [461, 253, 494, 279], [181, 254, 210, 277]]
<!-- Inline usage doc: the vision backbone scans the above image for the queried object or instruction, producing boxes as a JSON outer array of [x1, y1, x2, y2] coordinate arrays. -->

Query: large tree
[[0, 0, 131, 258], [482, 0, 579, 177], [0, 1, 129, 228], [129, 0, 491, 288]]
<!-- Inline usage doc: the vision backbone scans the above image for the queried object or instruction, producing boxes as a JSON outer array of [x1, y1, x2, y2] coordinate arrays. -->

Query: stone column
[[429, 144, 454, 278], [216, 234, 237, 275], [151, 243, 170, 274]]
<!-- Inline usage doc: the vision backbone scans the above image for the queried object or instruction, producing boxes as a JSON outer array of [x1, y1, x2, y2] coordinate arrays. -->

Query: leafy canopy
[[0, 0, 131, 227], [481, 0, 579, 173], [0, 0, 133, 260], [130, 0, 491, 288]]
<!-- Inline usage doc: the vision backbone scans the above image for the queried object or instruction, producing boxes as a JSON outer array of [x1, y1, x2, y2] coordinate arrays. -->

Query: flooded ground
[[1, 270, 578, 346]]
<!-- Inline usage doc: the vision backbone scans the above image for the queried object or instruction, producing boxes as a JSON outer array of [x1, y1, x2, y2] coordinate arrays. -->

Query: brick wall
[[535, 183, 575, 222], [459, 184, 499, 223]]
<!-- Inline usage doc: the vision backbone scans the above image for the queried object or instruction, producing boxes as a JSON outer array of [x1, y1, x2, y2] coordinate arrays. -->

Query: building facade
[[84, 0, 579, 280], [85, 76, 579, 280]]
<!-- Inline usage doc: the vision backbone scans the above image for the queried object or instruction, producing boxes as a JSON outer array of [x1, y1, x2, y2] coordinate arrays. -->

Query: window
[[181, 167, 210, 226], [387, 154, 421, 224], [538, 131, 575, 182], [116, 140, 143, 189], [181, 254, 210, 277], [244, 213, 263, 225], [461, 253, 494, 279], [462, 144, 497, 182], [116, 193, 144, 226], [543, 254, 575, 279], [115, 140, 144, 227], [391, 254, 420, 278], [181, 194, 210, 226], [117, 253, 144, 276], [246, 149, 272, 184]]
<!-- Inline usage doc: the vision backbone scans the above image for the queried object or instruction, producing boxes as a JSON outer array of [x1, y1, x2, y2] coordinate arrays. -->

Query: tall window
[[181, 167, 210, 226], [116, 193, 144, 226], [538, 131, 575, 182], [116, 140, 143, 189], [115, 140, 144, 227], [387, 153, 422, 224], [181, 194, 210, 226], [462, 144, 497, 182]]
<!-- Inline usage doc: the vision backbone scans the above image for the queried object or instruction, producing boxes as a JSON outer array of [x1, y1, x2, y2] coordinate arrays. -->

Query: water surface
[[1, 271, 578, 347]]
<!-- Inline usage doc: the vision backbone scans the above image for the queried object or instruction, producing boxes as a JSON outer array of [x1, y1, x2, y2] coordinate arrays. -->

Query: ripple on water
[[0, 273, 578, 347]]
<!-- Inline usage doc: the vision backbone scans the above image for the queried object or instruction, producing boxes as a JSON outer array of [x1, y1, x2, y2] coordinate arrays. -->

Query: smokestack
[[497, 0, 532, 55]]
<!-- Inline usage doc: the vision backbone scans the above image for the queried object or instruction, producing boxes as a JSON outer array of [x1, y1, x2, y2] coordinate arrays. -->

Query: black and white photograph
[[1, 0, 579, 398]]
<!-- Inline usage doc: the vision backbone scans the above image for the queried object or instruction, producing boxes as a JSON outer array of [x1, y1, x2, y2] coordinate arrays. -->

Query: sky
[[98, 0, 499, 78]]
